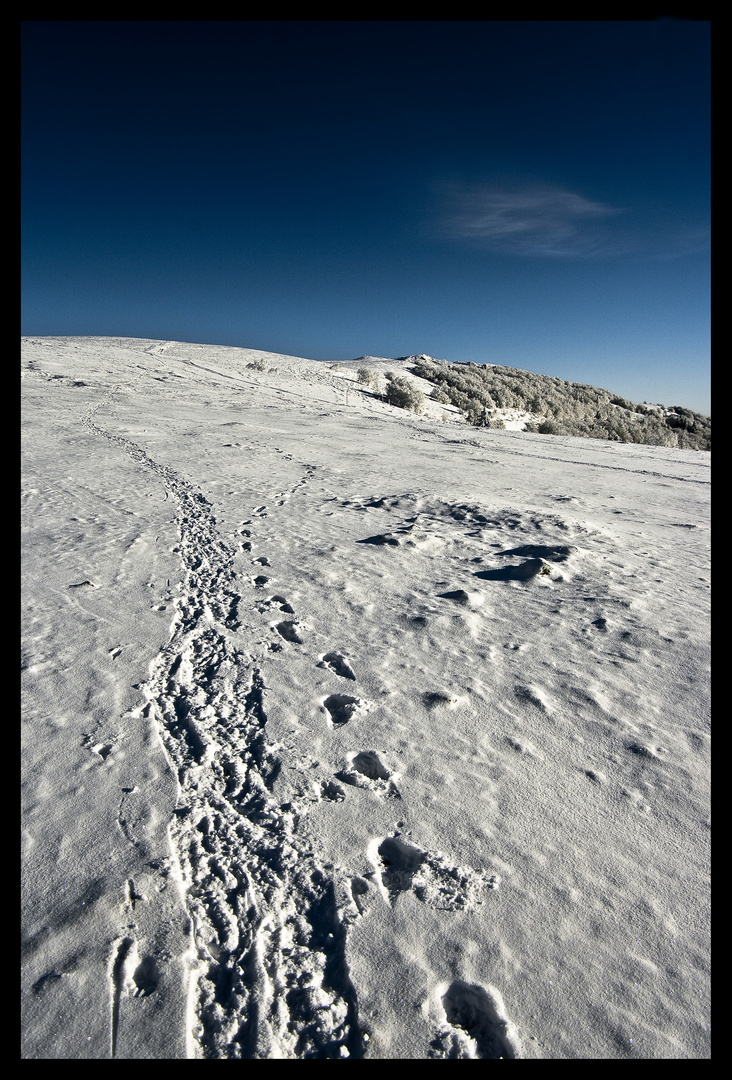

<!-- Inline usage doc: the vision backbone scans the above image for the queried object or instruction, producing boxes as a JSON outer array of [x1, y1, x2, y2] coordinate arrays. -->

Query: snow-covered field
[[21, 337, 710, 1059]]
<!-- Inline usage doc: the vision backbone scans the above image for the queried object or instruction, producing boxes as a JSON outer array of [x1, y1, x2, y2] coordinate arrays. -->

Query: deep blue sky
[[22, 21, 710, 414]]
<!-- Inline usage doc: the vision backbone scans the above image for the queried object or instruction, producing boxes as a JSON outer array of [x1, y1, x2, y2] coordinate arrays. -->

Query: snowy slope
[[21, 337, 710, 1059]]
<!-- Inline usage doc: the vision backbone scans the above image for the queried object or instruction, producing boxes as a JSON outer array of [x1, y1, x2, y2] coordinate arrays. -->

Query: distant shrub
[[246, 359, 266, 371], [357, 367, 380, 388], [383, 373, 425, 413], [465, 400, 489, 426], [430, 387, 452, 405], [538, 420, 558, 434], [665, 413, 693, 431]]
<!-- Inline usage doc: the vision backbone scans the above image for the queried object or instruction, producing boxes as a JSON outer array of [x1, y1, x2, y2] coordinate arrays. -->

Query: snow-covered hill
[[21, 337, 710, 1059]]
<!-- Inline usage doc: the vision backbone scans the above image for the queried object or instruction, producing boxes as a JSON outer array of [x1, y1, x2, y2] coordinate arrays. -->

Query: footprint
[[275, 621, 304, 644], [131, 955, 160, 998], [322, 694, 369, 726], [430, 980, 520, 1059], [350, 750, 390, 781], [370, 832, 499, 910], [375, 834, 424, 897], [356, 532, 401, 547], [317, 652, 356, 680], [474, 560, 548, 581], [336, 750, 401, 798]]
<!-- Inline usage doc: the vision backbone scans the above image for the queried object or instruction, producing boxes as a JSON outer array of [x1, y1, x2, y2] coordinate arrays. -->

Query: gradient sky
[[21, 21, 710, 414]]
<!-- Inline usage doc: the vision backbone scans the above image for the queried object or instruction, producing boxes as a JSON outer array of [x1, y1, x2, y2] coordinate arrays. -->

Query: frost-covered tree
[[383, 373, 425, 413], [402, 357, 709, 449]]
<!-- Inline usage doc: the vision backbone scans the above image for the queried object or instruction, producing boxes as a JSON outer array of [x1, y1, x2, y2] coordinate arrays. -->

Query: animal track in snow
[[369, 832, 499, 911], [474, 560, 549, 582], [317, 652, 356, 680], [356, 532, 401, 547], [374, 834, 423, 896], [349, 750, 390, 781], [336, 750, 400, 798], [322, 694, 370, 726], [345, 493, 584, 539], [275, 619, 305, 643], [345, 495, 595, 590]]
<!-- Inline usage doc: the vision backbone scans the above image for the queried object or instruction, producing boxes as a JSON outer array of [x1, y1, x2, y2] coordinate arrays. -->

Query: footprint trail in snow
[[81, 403, 365, 1059]]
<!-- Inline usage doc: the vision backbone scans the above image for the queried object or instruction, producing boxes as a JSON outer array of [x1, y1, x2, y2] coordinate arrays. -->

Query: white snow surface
[[21, 337, 710, 1059]]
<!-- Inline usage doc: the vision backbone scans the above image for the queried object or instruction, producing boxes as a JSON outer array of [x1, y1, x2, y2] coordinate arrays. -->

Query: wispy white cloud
[[437, 184, 626, 257]]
